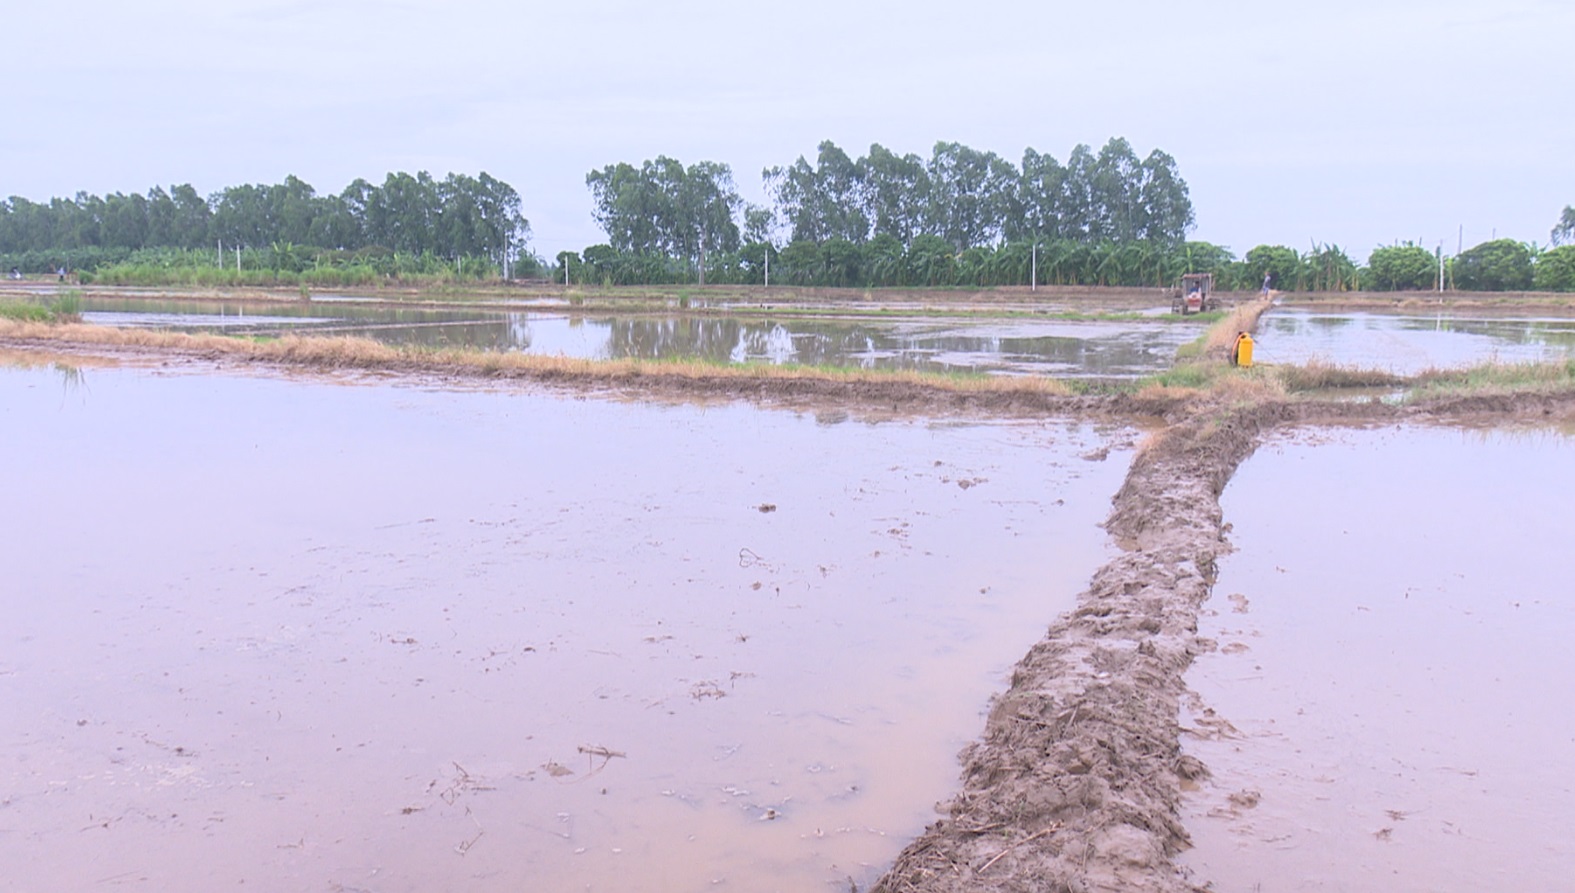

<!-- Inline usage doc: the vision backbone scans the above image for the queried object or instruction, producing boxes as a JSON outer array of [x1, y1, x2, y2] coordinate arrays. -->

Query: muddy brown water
[[1181, 424, 1575, 891], [0, 359, 1134, 892], [58, 295, 1202, 378], [1255, 308, 1575, 373]]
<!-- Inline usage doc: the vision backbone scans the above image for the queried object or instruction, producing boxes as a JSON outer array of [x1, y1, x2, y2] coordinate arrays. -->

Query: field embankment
[[6, 302, 1575, 892], [870, 385, 1575, 893]]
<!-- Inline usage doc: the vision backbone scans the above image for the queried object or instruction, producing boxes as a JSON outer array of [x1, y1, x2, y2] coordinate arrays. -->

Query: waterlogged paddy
[[66, 295, 1202, 378], [1256, 307, 1575, 374], [0, 359, 1134, 892], [1181, 424, 1575, 891]]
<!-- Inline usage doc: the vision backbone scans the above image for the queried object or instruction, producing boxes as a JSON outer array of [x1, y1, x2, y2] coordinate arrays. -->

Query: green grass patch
[[1275, 361, 1406, 392], [1408, 359, 1575, 398], [0, 302, 54, 323], [0, 291, 82, 323], [1141, 362, 1218, 390]]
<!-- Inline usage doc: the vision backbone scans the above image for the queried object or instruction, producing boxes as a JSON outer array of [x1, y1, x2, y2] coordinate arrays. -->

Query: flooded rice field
[[65, 295, 1202, 378], [0, 358, 1134, 892], [1255, 307, 1575, 374], [1181, 424, 1575, 891]]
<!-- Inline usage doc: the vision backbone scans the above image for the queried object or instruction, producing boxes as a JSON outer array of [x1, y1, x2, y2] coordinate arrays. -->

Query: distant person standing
[[1260, 272, 1272, 296], [57, 266, 66, 282], [8, 266, 18, 280]]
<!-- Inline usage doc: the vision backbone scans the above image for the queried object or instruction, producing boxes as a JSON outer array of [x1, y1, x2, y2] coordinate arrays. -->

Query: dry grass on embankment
[[1200, 297, 1275, 356], [0, 319, 1115, 417], [8, 314, 1575, 414]]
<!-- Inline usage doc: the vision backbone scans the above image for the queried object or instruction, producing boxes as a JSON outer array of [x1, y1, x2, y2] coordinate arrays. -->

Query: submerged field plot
[[0, 358, 1133, 892], [1181, 424, 1575, 891], [6, 284, 1211, 379], [1253, 307, 1575, 374], [5, 286, 1575, 893]]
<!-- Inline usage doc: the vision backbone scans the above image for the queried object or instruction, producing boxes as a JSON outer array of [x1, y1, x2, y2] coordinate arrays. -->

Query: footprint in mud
[[1227, 789, 1261, 809]]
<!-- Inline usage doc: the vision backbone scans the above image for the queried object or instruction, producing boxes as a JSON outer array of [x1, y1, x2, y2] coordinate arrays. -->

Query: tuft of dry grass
[[1274, 360, 1407, 392], [1408, 358, 1575, 398], [1202, 298, 1275, 354], [1210, 369, 1287, 403]]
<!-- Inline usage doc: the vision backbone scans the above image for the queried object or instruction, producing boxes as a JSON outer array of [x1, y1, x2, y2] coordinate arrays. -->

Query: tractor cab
[[1171, 273, 1216, 315]]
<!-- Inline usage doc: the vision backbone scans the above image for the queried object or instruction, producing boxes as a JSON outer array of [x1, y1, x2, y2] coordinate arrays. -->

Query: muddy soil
[[0, 325, 1193, 424], [1180, 424, 1575, 891], [870, 392, 1575, 893], [0, 352, 1138, 892], [6, 329, 1575, 893]]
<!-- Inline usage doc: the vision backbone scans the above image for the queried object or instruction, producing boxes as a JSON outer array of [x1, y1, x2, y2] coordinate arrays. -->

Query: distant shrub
[[1364, 244, 1436, 291], [1533, 245, 1575, 292], [1453, 239, 1533, 291]]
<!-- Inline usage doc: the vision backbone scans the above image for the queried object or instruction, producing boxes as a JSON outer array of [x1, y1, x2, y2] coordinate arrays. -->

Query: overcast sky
[[5, 0, 1571, 261]]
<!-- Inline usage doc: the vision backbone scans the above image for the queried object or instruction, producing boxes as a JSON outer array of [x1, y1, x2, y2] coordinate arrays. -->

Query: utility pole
[[1031, 243, 1038, 292], [764, 247, 770, 288]]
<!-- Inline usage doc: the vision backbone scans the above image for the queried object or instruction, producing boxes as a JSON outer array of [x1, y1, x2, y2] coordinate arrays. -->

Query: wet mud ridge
[[872, 402, 1297, 893], [872, 391, 1575, 893]]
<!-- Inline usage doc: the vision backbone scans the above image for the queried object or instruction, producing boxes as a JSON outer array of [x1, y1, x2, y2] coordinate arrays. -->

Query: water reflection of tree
[[599, 316, 1180, 375], [1399, 316, 1575, 348], [365, 322, 520, 351]]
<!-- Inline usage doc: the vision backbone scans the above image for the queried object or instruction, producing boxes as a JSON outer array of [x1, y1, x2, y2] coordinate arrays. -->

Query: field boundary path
[[872, 390, 1575, 893], [4, 312, 1575, 893]]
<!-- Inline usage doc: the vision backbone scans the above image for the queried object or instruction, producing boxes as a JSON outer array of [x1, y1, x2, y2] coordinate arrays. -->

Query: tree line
[[581, 137, 1193, 284], [4, 152, 1573, 292], [553, 232, 1575, 293], [0, 171, 531, 276]]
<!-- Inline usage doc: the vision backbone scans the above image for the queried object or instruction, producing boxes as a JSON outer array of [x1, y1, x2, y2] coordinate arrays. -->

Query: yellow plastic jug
[[1234, 332, 1254, 367]]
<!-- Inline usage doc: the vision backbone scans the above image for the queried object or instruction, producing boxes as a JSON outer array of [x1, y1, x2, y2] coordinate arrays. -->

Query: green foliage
[[563, 235, 1261, 290], [80, 245, 491, 287], [0, 290, 81, 322], [1365, 243, 1437, 291], [553, 251, 584, 285], [0, 301, 53, 322], [1303, 243, 1358, 291], [586, 156, 741, 283], [52, 289, 82, 319], [1552, 206, 1575, 247], [1243, 245, 1302, 290], [1146, 363, 1216, 388], [0, 171, 533, 274], [754, 136, 1192, 253], [1453, 239, 1533, 291], [1533, 245, 1575, 291], [763, 141, 871, 244]]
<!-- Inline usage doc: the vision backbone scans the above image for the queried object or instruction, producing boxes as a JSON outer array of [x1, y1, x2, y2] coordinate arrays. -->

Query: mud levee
[[0, 326, 1195, 424], [871, 391, 1575, 893], [7, 329, 1575, 891], [870, 401, 1288, 893]]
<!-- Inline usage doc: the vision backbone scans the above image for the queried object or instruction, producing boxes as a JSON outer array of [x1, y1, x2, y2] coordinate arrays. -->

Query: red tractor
[[1170, 273, 1218, 315]]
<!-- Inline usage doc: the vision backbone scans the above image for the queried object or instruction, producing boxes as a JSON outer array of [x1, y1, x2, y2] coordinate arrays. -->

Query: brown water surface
[[1181, 424, 1575, 891], [0, 360, 1131, 892], [55, 295, 1202, 378], [1255, 308, 1575, 373]]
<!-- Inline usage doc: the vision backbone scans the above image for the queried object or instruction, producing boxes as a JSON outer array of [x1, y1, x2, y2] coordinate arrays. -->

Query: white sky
[[5, 0, 1571, 261]]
